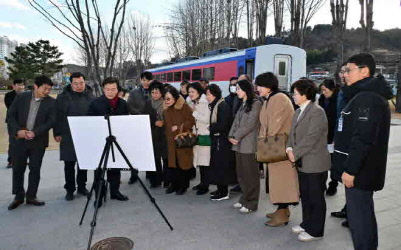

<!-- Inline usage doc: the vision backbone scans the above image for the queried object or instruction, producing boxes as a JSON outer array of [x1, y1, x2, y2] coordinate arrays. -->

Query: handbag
[[197, 135, 211, 146], [174, 124, 197, 148], [257, 134, 288, 163]]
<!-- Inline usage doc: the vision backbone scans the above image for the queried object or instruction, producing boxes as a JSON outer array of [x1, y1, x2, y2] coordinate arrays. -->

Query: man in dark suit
[[54, 72, 94, 201], [4, 79, 25, 168], [7, 76, 56, 210], [88, 76, 129, 208], [126, 71, 155, 184]]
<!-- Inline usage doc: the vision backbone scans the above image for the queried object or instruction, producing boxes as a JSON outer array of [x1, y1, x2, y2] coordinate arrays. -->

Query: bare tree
[[128, 14, 154, 78], [330, 0, 349, 68], [28, 0, 130, 84], [359, 0, 374, 52], [273, 0, 285, 37], [286, 0, 326, 48], [254, 0, 271, 45]]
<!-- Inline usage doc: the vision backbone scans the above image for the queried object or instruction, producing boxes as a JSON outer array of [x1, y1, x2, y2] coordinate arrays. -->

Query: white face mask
[[229, 86, 237, 94]]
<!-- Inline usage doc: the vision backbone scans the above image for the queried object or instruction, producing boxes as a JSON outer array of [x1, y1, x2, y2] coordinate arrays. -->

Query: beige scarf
[[211, 98, 225, 124]]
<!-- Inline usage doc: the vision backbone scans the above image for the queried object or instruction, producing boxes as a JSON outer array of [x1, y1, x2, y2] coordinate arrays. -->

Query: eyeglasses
[[343, 66, 365, 74]]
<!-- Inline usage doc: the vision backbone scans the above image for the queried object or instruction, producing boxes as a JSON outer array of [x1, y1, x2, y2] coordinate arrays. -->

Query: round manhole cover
[[91, 237, 134, 250]]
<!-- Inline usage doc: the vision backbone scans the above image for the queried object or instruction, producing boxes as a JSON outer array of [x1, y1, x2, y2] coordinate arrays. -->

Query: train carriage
[[148, 44, 306, 96]]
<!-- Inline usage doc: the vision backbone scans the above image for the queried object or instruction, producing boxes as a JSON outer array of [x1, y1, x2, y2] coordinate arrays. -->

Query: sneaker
[[239, 206, 253, 213], [292, 225, 305, 234], [298, 232, 322, 242], [233, 202, 243, 209], [211, 193, 229, 201]]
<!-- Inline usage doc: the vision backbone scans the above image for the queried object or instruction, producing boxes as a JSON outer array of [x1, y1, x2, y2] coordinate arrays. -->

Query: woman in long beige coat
[[255, 72, 299, 227]]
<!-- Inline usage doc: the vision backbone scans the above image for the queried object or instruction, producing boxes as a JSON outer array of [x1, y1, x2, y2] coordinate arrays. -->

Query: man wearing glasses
[[332, 53, 392, 250]]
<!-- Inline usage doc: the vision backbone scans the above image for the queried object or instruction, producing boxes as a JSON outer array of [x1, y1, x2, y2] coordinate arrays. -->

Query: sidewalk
[[0, 125, 401, 250]]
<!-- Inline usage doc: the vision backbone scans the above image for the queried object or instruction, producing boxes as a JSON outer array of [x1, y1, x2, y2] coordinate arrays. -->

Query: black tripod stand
[[79, 114, 173, 250]]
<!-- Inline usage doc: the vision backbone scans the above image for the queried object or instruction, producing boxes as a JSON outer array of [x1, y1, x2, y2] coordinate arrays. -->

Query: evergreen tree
[[6, 40, 63, 80]]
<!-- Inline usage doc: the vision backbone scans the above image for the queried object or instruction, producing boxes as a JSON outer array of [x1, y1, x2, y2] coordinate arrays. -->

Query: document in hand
[[68, 115, 156, 171]]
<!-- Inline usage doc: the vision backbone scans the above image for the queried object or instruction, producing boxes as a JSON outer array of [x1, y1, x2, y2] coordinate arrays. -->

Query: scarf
[[151, 98, 164, 120], [108, 95, 119, 109], [210, 98, 224, 124]]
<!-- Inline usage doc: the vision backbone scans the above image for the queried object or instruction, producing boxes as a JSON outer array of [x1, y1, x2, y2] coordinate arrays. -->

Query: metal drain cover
[[91, 237, 134, 250]]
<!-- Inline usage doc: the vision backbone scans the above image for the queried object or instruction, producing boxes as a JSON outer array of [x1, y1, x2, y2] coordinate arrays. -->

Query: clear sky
[[0, 0, 400, 65]]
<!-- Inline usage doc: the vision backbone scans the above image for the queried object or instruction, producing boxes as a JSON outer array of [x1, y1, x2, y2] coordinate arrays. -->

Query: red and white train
[[147, 44, 306, 96]]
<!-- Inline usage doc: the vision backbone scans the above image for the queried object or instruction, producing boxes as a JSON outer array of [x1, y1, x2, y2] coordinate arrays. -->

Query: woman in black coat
[[205, 84, 236, 201], [318, 79, 339, 196]]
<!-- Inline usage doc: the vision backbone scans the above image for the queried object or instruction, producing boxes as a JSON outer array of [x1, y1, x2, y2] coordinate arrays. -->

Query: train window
[[174, 71, 182, 81], [203, 67, 215, 80], [183, 70, 191, 80], [278, 61, 286, 76], [155, 74, 160, 81], [161, 73, 166, 82], [192, 69, 202, 80], [167, 72, 173, 82]]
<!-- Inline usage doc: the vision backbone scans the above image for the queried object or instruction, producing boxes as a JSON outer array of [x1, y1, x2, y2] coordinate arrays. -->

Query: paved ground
[[1, 124, 401, 250]]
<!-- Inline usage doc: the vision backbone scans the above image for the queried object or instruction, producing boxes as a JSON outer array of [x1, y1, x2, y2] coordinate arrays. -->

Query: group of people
[[4, 52, 392, 250]]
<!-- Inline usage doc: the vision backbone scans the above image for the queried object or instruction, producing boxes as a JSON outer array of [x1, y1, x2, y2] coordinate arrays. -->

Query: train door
[[274, 55, 292, 91], [246, 59, 255, 80]]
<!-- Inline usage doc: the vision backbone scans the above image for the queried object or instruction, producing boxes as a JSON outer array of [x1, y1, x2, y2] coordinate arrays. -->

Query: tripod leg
[[87, 141, 112, 250], [79, 140, 109, 226], [112, 140, 174, 231]]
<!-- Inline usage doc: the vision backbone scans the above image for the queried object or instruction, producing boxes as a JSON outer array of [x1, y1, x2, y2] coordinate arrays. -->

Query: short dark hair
[[187, 82, 205, 96], [291, 79, 317, 102], [164, 86, 180, 101], [118, 87, 128, 94], [254, 72, 279, 92], [70, 72, 85, 82], [140, 71, 153, 81], [347, 53, 376, 77], [102, 77, 120, 88], [13, 79, 25, 85], [149, 80, 165, 93], [321, 79, 339, 91], [180, 80, 190, 86], [239, 74, 252, 83], [205, 84, 222, 99], [34, 75, 54, 87], [229, 77, 238, 82], [199, 78, 209, 83]]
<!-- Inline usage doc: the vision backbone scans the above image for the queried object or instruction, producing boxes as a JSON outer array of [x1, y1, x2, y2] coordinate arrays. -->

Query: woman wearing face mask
[[186, 82, 211, 195], [255, 72, 299, 227], [224, 77, 241, 119], [163, 86, 195, 195], [229, 80, 263, 213]]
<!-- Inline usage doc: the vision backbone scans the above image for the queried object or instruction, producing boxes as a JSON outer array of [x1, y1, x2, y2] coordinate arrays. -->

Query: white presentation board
[[68, 115, 156, 171]]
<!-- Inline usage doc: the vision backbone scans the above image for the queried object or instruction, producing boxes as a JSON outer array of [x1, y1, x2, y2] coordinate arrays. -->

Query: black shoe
[[8, 199, 24, 210], [211, 192, 229, 201], [110, 192, 129, 201], [331, 210, 347, 218], [166, 186, 176, 194], [150, 183, 161, 189], [326, 184, 338, 196], [210, 190, 219, 196], [26, 199, 45, 206], [342, 220, 349, 228], [176, 188, 187, 195], [65, 192, 74, 201], [77, 188, 89, 196], [192, 183, 202, 191], [6, 163, 12, 169], [230, 185, 242, 194], [128, 177, 138, 185], [196, 188, 209, 195]]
